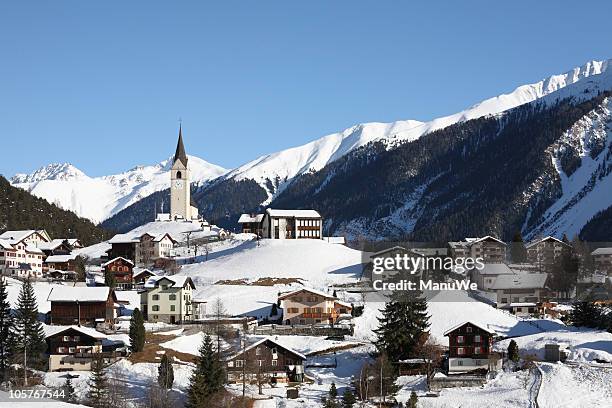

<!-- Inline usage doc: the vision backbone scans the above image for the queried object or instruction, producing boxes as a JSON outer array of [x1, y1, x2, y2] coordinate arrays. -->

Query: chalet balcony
[[300, 312, 334, 319]]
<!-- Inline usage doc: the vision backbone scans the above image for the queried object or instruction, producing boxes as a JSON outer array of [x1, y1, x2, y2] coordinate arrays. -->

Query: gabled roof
[[470, 236, 506, 246], [38, 238, 82, 251], [47, 286, 114, 303], [369, 246, 416, 259], [0, 239, 13, 250], [473, 263, 515, 276], [443, 321, 498, 336], [133, 268, 156, 279], [44, 325, 107, 340], [265, 208, 321, 218], [334, 300, 353, 309], [238, 214, 265, 223], [25, 245, 44, 254], [227, 337, 306, 361], [592, 247, 612, 256], [491, 273, 548, 290], [144, 275, 195, 289], [45, 254, 78, 263], [525, 236, 570, 249], [153, 232, 177, 243], [0, 229, 50, 245], [278, 287, 335, 301], [174, 124, 188, 166], [102, 257, 134, 267]]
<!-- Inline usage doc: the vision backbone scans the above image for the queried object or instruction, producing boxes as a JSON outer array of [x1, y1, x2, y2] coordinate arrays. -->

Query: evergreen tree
[[87, 354, 110, 408], [569, 301, 602, 328], [341, 388, 356, 408], [507, 339, 520, 363], [158, 354, 174, 389], [186, 334, 225, 408], [74, 256, 87, 282], [62, 375, 77, 403], [104, 269, 116, 289], [332, 290, 338, 298], [329, 382, 338, 399], [374, 290, 430, 361], [0, 277, 13, 382], [13, 278, 46, 380], [270, 303, 278, 317], [129, 308, 145, 352], [510, 231, 527, 263], [407, 391, 418, 408]]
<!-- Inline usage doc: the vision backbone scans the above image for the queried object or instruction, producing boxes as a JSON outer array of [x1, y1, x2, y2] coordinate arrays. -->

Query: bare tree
[[212, 298, 227, 354]]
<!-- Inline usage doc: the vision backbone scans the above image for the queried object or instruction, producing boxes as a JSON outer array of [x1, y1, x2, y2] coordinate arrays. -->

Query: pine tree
[[129, 308, 145, 352], [332, 290, 338, 298], [507, 339, 520, 363], [374, 290, 430, 361], [186, 334, 225, 407], [341, 388, 356, 408], [63, 375, 77, 403], [13, 278, 46, 381], [158, 353, 174, 389], [510, 231, 527, 263], [0, 277, 13, 382], [569, 301, 602, 328], [87, 354, 109, 408], [329, 382, 338, 399], [104, 269, 116, 289], [407, 391, 418, 408], [270, 303, 278, 317]]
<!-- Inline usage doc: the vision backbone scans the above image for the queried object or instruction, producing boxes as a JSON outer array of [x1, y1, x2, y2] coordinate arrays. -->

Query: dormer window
[[466, 326, 473, 333]]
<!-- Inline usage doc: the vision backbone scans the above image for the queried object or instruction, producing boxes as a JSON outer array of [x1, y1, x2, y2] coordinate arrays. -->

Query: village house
[[470, 263, 539, 291], [0, 229, 50, 278], [38, 238, 83, 257], [107, 232, 176, 267], [448, 236, 507, 263], [443, 321, 502, 373], [102, 256, 135, 290], [225, 337, 306, 384], [526, 236, 571, 270], [491, 273, 548, 316], [591, 247, 612, 275], [260, 209, 323, 239], [132, 267, 156, 289], [45, 325, 108, 371], [48, 269, 77, 281], [45, 253, 79, 272], [47, 286, 118, 328], [140, 275, 195, 324], [278, 288, 352, 325], [237, 213, 265, 236]]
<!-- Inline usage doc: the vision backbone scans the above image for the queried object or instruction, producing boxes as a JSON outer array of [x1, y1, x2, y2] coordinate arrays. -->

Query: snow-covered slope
[[224, 59, 611, 202], [526, 96, 612, 239], [10, 155, 227, 223]]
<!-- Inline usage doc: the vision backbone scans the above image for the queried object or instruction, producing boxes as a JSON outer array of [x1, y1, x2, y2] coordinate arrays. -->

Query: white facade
[[140, 276, 195, 324], [0, 230, 50, 278]]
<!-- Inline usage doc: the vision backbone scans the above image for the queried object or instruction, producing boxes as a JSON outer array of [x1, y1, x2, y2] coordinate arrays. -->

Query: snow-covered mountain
[[10, 156, 227, 224], [223, 59, 610, 203]]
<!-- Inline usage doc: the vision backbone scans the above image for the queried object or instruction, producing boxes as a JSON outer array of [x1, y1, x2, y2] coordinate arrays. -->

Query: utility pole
[[241, 332, 246, 408], [23, 341, 27, 386], [379, 363, 382, 408]]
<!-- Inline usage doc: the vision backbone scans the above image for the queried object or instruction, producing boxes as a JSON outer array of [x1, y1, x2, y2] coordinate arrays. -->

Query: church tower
[[170, 125, 191, 220]]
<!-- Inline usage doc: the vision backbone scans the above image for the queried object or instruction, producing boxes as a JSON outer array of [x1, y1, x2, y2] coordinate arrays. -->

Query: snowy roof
[[45, 254, 78, 263], [133, 268, 156, 278], [0, 239, 14, 250], [227, 337, 307, 361], [334, 300, 353, 308], [143, 275, 195, 289], [278, 287, 336, 301], [491, 273, 548, 290], [25, 245, 44, 254], [238, 214, 264, 223], [266, 208, 322, 218], [369, 246, 415, 259], [108, 233, 140, 244], [47, 286, 112, 302], [473, 263, 515, 276], [470, 236, 506, 245], [591, 247, 612, 255], [443, 321, 498, 336], [525, 236, 569, 249], [38, 238, 82, 251], [102, 257, 134, 267], [0, 229, 49, 244], [44, 325, 107, 340]]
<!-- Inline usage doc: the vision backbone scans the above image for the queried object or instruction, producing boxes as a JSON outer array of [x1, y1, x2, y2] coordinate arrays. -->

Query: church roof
[[174, 124, 188, 166]]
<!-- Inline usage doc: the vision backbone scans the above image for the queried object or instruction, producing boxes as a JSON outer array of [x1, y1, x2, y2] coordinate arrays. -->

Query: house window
[[235, 360, 244, 368], [457, 347, 465, 355], [475, 346, 482, 354], [457, 336, 464, 344], [169, 294, 177, 301], [152, 305, 160, 311], [170, 305, 176, 311], [258, 360, 263, 366], [161, 285, 168, 290], [272, 360, 278, 366], [152, 295, 160, 301], [474, 335, 481, 343], [256, 347, 261, 355], [466, 326, 472, 333]]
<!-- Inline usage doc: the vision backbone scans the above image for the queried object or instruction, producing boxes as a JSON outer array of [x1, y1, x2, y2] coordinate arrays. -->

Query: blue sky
[[1, 1, 611, 177]]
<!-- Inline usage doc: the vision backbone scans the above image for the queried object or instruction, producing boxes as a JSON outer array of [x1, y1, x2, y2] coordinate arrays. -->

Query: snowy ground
[[537, 362, 612, 407]]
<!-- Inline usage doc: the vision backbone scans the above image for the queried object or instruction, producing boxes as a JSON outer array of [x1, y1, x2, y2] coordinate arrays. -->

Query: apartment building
[[140, 275, 195, 324]]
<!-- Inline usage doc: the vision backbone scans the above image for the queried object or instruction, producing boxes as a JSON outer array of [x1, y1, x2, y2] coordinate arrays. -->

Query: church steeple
[[174, 124, 188, 166]]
